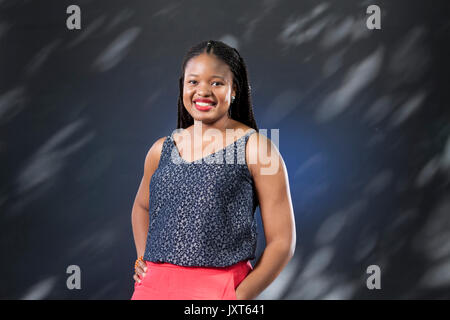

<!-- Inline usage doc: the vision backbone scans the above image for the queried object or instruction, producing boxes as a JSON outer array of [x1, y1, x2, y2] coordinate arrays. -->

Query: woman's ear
[[232, 83, 237, 99]]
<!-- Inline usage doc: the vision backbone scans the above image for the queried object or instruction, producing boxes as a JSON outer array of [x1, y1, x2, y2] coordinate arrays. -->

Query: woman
[[131, 40, 296, 300]]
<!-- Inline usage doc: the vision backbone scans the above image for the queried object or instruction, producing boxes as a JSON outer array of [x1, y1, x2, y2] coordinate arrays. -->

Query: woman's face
[[182, 53, 236, 124]]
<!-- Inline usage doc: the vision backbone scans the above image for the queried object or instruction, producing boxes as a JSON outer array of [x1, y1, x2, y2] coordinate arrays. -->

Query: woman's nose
[[196, 90, 212, 97], [196, 82, 213, 95]]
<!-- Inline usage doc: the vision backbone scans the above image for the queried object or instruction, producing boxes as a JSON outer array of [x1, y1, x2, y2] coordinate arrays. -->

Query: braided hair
[[176, 40, 258, 131]]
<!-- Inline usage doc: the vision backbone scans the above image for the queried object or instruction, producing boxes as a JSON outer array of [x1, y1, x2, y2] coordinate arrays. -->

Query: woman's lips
[[194, 102, 216, 111]]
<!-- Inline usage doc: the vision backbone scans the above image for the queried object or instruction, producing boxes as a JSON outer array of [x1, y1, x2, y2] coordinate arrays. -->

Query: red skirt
[[131, 259, 253, 300]]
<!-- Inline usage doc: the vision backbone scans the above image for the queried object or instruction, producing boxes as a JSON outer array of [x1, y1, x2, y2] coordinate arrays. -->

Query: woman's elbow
[[268, 237, 296, 258]]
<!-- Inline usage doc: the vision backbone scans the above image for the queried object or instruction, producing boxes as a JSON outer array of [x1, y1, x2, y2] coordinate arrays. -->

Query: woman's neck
[[192, 117, 236, 139]]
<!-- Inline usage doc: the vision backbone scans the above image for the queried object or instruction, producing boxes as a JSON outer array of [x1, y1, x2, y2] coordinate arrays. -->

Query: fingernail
[[142, 273, 146, 277], [144, 267, 147, 272]]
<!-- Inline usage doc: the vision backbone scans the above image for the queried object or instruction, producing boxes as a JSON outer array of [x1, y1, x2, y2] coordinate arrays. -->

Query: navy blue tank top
[[143, 128, 259, 267]]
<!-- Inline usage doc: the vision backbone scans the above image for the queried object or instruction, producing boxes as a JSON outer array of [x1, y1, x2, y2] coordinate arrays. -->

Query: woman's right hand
[[133, 259, 147, 284]]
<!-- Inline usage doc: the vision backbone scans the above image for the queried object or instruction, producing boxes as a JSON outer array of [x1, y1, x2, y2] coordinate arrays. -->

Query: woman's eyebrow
[[187, 73, 225, 80]]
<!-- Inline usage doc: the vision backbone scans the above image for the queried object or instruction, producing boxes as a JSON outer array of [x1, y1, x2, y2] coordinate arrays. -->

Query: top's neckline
[[170, 129, 256, 164]]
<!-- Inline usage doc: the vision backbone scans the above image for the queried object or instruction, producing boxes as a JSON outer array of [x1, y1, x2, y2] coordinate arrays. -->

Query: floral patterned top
[[143, 128, 259, 267]]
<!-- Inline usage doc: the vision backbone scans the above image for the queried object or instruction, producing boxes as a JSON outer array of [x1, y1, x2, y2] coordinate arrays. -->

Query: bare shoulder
[[246, 130, 283, 177], [144, 136, 168, 173]]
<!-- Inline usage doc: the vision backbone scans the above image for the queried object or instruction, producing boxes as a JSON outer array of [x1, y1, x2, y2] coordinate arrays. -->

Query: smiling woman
[[177, 40, 256, 128], [182, 57, 234, 121], [130, 40, 296, 300]]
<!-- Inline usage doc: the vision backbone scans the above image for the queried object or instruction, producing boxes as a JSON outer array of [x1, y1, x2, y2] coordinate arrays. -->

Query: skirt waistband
[[144, 260, 252, 274]]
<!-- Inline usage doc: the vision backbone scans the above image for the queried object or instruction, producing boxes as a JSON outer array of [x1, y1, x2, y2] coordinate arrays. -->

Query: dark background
[[0, 0, 449, 299]]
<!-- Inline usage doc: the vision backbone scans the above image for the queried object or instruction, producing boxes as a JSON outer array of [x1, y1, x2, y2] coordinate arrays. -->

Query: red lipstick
[[193, 98, 216, 111]]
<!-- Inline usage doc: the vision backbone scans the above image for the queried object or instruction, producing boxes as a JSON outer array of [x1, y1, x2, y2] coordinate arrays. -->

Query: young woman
[[130, 40, 296, 300]]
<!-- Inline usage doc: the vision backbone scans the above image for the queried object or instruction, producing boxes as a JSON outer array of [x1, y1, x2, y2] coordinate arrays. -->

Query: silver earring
[[231, 96, 235, 103]]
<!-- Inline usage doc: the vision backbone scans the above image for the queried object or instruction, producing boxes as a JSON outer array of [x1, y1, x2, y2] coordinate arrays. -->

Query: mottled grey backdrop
[[0, 0, 449, 299]]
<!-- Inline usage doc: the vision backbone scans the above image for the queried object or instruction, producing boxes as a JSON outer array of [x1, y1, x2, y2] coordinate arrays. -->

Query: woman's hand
[[133, 259, 147, 284]]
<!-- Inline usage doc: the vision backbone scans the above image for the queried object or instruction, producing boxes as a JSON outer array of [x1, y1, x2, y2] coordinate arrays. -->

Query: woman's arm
[[236, 132, 296, 300], [131, 137, 166, 258]]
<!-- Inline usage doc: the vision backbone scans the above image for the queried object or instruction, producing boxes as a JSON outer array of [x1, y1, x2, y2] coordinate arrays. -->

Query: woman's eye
[[187, 80, 223, 86]]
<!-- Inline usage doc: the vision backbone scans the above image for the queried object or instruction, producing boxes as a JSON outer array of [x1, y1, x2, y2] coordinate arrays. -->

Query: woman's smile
[[193, 98, 217, 111], [194, 103, 213, 111]]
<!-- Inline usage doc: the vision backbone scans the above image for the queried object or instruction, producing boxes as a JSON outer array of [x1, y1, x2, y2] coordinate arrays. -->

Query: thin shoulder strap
[[236, 129, 257, 165], [243, 128, 257, 143], [156, 135, 172, 167]]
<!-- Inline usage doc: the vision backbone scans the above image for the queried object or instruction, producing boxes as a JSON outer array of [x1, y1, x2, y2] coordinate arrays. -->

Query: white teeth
[[195, 102, 215, 106]]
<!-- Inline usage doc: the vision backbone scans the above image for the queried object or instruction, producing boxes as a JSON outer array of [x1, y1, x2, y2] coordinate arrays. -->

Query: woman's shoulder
[[245, 128, 283, 177], [145, 136, 169, 169], [151, 136, 169, 152]]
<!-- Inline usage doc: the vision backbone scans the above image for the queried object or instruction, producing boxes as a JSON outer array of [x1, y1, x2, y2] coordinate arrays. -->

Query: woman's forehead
[[185, 54, 231, 76]]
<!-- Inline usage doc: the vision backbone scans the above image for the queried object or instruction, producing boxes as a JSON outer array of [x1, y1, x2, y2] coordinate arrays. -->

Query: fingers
[[139, 260, 148, 273], [133, 261, 148, 283], [133, 271, 146, 283], [135, 264, 147, 278], [135, 265, 144, 275]]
